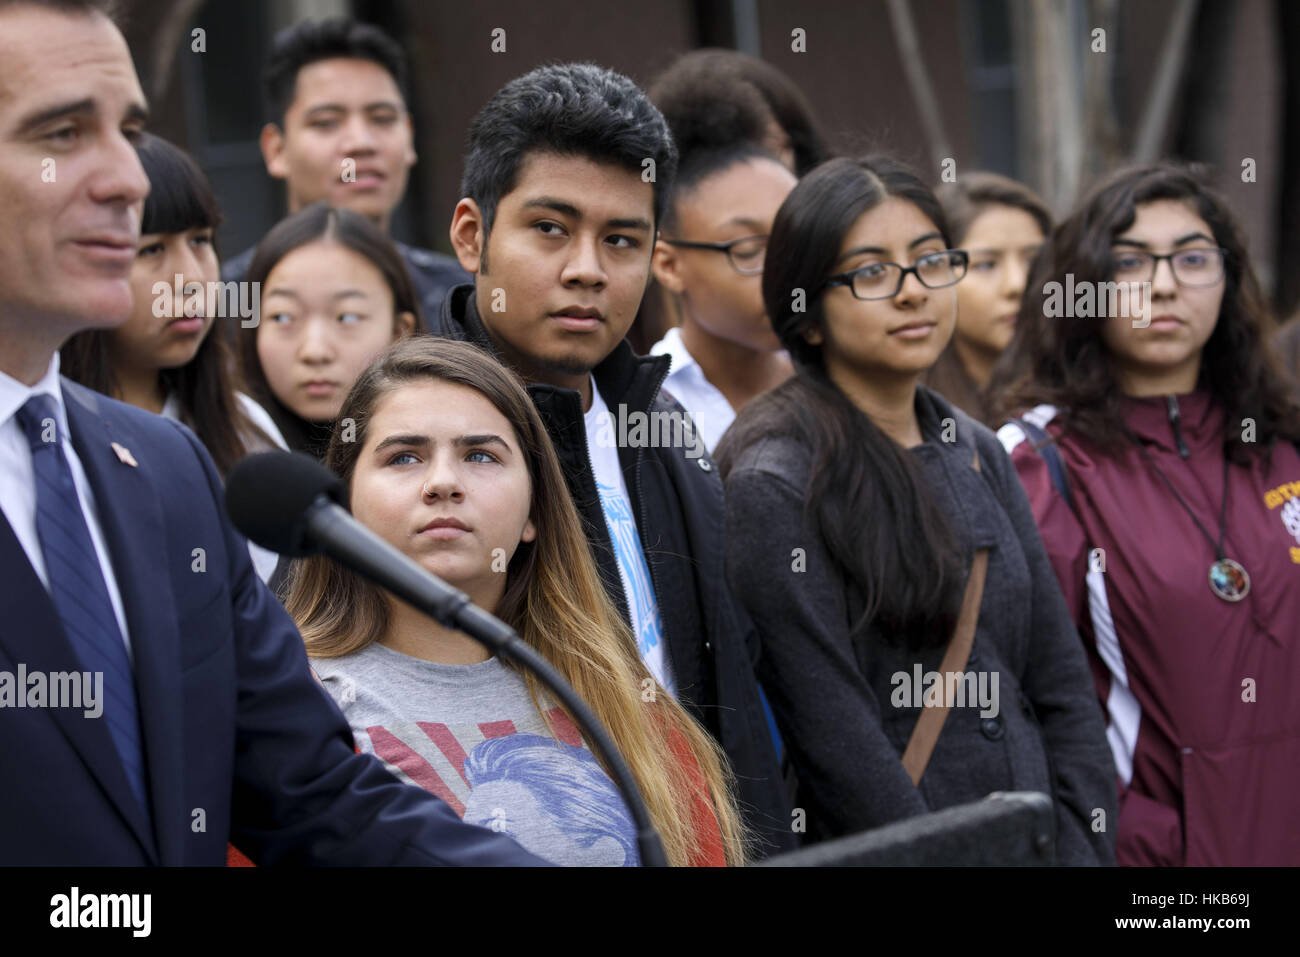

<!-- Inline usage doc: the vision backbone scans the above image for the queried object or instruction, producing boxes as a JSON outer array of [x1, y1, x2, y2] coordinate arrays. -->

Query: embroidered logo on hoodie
[[1262, 479, 1300, 562]]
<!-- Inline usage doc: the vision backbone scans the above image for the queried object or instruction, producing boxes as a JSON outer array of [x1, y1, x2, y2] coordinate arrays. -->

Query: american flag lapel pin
[[111, 442, 138, 467]]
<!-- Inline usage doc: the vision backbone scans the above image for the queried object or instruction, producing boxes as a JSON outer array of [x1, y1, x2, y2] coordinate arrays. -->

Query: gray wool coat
[[722, 384, 1118, 864]]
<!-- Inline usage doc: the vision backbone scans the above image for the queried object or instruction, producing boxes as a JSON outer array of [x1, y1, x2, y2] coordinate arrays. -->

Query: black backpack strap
[[1013, 417, 1077, 514]]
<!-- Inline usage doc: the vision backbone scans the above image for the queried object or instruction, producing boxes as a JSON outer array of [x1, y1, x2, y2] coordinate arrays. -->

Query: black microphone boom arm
[[302, 494, 669, 867]]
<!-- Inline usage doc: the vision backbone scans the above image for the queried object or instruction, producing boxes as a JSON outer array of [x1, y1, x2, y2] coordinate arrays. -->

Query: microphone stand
[[308, 496, 669, 867]]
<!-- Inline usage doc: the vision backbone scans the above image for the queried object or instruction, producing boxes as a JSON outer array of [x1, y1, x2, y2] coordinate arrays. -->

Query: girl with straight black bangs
[[61, 133, 282, 470], [61, 133, 285, 581], [993, 162, 1300, 866], [715, 154, 1116, 862]]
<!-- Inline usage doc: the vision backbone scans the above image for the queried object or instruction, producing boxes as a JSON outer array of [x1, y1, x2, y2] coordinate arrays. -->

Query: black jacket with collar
[[432, 285, 796, 857]]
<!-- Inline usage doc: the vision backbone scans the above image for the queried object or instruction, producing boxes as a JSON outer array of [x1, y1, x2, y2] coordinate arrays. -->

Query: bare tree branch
[[1132, 0, 1200, 163], [886, 0, 952, 171]]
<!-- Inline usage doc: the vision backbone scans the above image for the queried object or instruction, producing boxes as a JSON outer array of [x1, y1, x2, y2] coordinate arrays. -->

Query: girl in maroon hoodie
[[995, 163, 1300, 865]]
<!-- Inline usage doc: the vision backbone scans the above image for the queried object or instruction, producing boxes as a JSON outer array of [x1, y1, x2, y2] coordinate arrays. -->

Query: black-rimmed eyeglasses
[[820, 249, 969, 300], [1111, 247, 1227, 286], [660, 235, 767, 275]]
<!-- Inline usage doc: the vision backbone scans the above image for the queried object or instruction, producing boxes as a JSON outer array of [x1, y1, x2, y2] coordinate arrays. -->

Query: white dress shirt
[[160, 389, 287, 584], [649, 326, 737, 454], [160, 390, 287, 456], [0, 354, 133, 657]]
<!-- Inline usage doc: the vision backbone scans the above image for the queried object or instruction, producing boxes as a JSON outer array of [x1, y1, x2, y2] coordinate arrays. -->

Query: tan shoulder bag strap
[[900, 446, 989, 787]]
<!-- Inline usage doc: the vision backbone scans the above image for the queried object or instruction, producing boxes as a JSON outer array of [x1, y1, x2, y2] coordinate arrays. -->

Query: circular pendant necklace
[[1207, 556, 1250, 602], [1130, 438, 1250, 602]]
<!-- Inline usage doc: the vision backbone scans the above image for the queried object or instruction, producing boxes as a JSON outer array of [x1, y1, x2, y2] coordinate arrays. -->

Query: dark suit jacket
[[0, 378, 542, 865]]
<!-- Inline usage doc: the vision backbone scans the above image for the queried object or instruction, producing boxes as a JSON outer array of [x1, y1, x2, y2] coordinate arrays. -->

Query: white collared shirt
[[0, 354, 132, 656], [582, 378, 675, 695], [160, 390, 286, 586], [649, 326, 736, 454]]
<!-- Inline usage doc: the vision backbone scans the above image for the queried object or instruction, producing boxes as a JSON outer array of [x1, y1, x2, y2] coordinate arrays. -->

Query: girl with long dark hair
[[994, 163, 1300, 865], [715, 155, 1116, 862], [61, 133, 282, 468], [60, 133, 285, 580]]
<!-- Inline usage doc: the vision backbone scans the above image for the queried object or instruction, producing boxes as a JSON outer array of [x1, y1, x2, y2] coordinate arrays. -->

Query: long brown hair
[[991, 162, 1300, 461], [284, 337, 747, 865]]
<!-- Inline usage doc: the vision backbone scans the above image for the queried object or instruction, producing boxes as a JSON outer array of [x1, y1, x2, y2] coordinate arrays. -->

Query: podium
[[759, 791, 1056, 866]]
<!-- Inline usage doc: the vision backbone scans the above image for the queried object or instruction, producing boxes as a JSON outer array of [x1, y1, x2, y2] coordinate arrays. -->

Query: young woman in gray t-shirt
[[284, 338, 745, 866]]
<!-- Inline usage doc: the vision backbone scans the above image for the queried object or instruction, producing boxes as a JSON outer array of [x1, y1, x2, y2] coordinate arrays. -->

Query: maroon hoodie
[[999, 390, 1300, 865]]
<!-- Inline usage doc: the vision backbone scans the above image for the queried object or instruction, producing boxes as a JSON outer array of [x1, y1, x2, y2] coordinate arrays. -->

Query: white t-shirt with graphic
[[583, 379, 675, 695]]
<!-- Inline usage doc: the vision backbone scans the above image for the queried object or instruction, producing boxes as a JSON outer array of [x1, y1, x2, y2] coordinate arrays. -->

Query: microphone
[[225, 451, 667, 867]]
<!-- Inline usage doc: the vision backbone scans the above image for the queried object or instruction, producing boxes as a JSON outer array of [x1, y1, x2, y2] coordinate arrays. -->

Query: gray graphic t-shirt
[[311, 643, 640, 866]]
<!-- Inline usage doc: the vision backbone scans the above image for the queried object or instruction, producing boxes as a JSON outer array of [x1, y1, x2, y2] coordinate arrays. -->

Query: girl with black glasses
[[994, 163, 1300, 865], [715, 155, 1116, 862]]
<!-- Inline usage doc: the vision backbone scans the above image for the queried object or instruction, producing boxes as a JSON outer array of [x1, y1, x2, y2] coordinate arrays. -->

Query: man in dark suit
[[0, 0, 541, 866]]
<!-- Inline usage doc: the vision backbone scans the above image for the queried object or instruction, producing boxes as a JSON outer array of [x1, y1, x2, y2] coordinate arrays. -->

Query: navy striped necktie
[[15, 393, 150, 818]]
